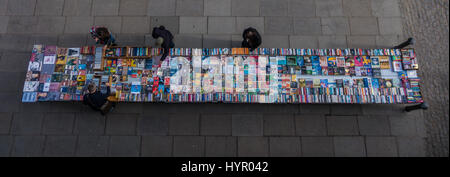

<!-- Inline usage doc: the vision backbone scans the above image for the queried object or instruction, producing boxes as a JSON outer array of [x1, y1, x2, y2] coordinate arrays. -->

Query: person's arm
[[106, 86, 111, 96]]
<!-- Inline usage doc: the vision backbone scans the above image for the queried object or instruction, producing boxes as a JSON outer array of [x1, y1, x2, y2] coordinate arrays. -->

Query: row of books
[[104, 47, 406, 57], [109, 91, 408, 104], [184, 48, 404, 56]]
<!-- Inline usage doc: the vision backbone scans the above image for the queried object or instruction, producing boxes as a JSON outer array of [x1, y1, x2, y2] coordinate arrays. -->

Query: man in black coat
[[241, 27, 262, 51], [152, 26, 175, 62], [83, 83, 114, 115]]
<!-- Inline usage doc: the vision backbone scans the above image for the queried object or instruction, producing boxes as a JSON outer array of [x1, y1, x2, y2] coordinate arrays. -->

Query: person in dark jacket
[[89, 26, 117, 47], [152, 26, 175, 61], [83, 83, 115, 115], [241, 27, 262, 51]]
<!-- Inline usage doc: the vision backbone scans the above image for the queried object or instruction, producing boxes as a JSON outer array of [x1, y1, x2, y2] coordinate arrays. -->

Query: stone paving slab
[[301, 137, 334, 157], [109, 136, 141, 157], [75, 136, 109, 157], [333, 136, 366, 157], [269, 137, 301, 157], [141, 136, 173, 157], [173, 136, 205, 157], [205, 136, 237, 157]]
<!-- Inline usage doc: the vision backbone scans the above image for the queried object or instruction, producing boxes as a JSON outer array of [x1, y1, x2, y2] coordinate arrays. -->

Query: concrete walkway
[[0, 0, 433, 157]]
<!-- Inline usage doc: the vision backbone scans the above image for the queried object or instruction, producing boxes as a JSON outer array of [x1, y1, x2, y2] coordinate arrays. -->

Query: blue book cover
[[372, 78, 380, 88], [297, 56, 304, 66], [78, 64, 86, 70], [320, 79, 328, 88], [22, 92, 37, 102], [312, 58, 321, 75], [277, 56, 286, 65], [131, 84, 142, 94], [145, 59, 153, 70], [363, 78, 369, 87]]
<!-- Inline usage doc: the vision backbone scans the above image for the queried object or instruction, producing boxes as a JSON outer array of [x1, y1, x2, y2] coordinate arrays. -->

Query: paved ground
[[0, 0, 444, 157], [399, 0, 449, 157]]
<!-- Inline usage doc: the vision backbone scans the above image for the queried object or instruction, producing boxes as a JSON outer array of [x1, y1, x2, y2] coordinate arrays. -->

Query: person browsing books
[[83, 82, 115, 115], [89, 26, 117, 47], [152, 26, 175, 62], [241, 27, 262, 51]]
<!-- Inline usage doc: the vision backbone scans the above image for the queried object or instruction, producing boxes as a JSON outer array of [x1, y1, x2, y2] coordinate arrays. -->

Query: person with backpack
[[89, 26, 117, 47], [241, 27, 262, 51], [151, 26, 175, 62]]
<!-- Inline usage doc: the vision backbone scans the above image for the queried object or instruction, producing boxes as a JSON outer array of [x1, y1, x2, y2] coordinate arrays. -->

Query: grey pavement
[[0, 0, 445, 157]]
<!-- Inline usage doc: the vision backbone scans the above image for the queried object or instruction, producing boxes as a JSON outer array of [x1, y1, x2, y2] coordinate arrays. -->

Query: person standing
[[89, 26, 117, 47], [83, 83, 115, 115], [152, 26, 175, 62], [241, 27, 262, 51]]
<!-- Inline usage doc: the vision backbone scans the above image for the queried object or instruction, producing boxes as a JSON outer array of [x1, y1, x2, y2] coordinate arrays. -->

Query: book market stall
[[22, 45, 423, 104]]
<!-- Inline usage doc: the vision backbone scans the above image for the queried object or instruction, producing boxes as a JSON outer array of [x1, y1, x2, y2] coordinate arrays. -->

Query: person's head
[[90, 26, 110, 43], [152, 26, 166, 38], [87, 83, 97, 94]]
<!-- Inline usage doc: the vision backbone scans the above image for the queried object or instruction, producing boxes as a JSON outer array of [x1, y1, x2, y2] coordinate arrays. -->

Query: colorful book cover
[[54, 64, 65, 73], [333, 67, 339, 76], [328, 67, 335, 75], [336, 57, 345, 67], [28, 60, 42, 72], [287, 56, 297, 66], [313, 79, 321, 88], [303, 56, 311, 64], [320, 79, 328, 87], [305, 79, 313, 88], [337, 67, 345, 75], [328, 79, 336, 88], [372, 68, 381, 78], [362, 56, 372, 68], [348, 67, 356, 76], [372, 78, 380, 88], [407, 70, 418, 78], [319, 57, 328, 67], [336, 79, 343, 88], [131, 82, 142, 94], [379, 56, 390, 69], [22, 92, 37, 102], [356, 79, 364, 88], [23, 81, 39, 92], [327, 57, 336, 67], [371, 56, 380, 68], [392, 78, 402, 87], [78, 64, 86, 70], [398, 71, 407, 80], [296, 56, 304, 66], [345, 56, 354, 67], [298, 79, 306, 87], [354, 56, 364, 67], [321, 67, 328, 75], [67, 48, 80, 57], [306, 65, 312, 75], [44, 46, 57, 56], [363, 78, 369, 87], [366, 68, 372, 76], [312, 58, 321, 75], [145, 59, 153, 70], [392, 61, 403, 72], [384, 79, 393, 88], [56, 55, 67, 65], [343, 79, 350, 87]]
